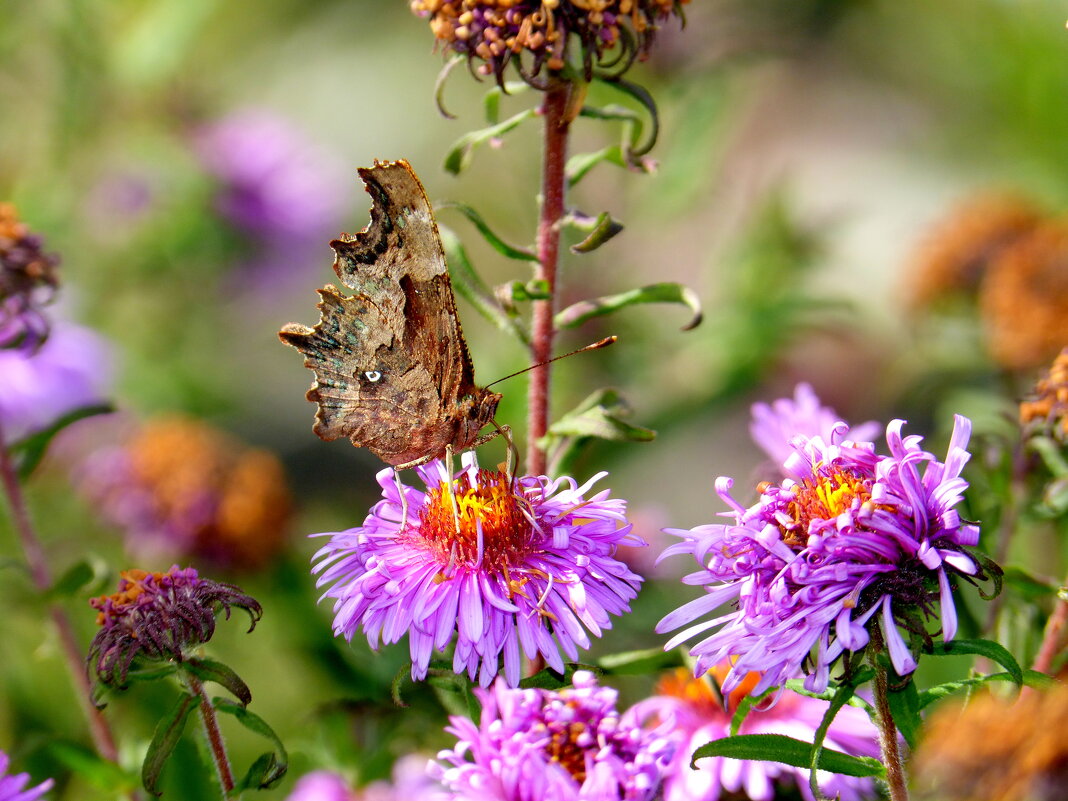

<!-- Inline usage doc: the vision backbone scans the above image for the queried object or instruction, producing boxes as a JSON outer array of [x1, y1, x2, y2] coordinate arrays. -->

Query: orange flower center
[[545, 710, 589, 784], [773, 470, 873, 547], [656, 666, 763, 716], [90, 569, 165, 626]]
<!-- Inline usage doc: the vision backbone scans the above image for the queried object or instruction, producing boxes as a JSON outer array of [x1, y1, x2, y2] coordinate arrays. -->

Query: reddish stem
[[525, 84, 571, 478], [1030, 567, 1068, 679], [870, 630, 910, 801], [185, 673, 235, 797], [0, 420, 121, 764]]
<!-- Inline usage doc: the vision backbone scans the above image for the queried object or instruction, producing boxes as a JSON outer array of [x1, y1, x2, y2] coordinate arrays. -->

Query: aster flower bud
[[410, 0, 689, 85], [0, 204, 60, 354], [87, 566, 262, 690]]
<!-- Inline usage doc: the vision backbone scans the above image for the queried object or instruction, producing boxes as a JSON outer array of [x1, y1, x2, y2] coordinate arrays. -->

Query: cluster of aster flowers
[[312, 456, 643, 687], [0, 204, 60, 354], [411, 0, 689, 83], [87, 566, 262, 689], [631, 666, 880, 801], [431, 670, 675, 800], [0, 750, 52, 801], [658, 395, 984, 696]]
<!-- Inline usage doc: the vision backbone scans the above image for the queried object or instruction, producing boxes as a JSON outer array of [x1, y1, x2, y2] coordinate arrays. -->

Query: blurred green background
[[2, 0, 1068, 797]]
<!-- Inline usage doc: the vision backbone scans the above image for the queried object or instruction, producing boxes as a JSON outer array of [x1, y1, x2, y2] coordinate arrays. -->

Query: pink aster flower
[[431, 670, 676, 801], [312, 457, 643, 687], [287, 757, 445, 801], [631, 667, 879, 801], [749, 383, 879, 470], [658, 415, 986, 696], [0, 750, 52, 801]]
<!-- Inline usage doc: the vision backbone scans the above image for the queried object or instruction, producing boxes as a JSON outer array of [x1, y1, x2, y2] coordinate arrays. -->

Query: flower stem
[[870, 632, 910, 801], [1029, 566, 1068, 680], [526, 82, 571, 478], [184, 673, 235, 798], [0, 419, 121, 764]]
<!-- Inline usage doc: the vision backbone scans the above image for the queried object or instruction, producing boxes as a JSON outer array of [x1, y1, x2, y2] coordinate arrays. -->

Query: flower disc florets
[[312, 457, 644, 687], [411, 0, 689, 84], [431, 670, 675, 801], [658, 415, 986, 696], [87, 566, 262, 688], [0, 204, 60, 353]]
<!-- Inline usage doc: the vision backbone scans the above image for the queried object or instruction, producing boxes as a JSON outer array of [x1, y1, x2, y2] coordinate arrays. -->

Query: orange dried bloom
[[1020, 348, 1068, 439]]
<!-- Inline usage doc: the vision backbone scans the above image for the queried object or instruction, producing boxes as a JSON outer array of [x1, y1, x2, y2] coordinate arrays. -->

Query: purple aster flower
[[631, 667, 879, 801], [0, 321, 112, 444], [287, 757, 445, 801], [312, 457, 643, 687], [87, 566, 262, 689], [658, 415, 986, 696], [286, 771, 355, 801], [0, 204, 60, 354], [749, 383, 880, 471], [431, 670, 676, 801], [0, 750, 52, 801]]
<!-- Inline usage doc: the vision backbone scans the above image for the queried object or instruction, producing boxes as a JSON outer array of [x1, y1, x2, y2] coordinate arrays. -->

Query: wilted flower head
[[0, 750, 52, 801], [411, 0, 689, 84], [76, 416, 292, 569], [312, 456, 643, 687], [87, 565, 262, 688], [1020, 348, 1068, 440], [431, 670, 675, 800], [0, 204, 60, 353], [749, 383, 879, 471], [912, 685, 1068, 801], [658, 414, 988, 696], [979, 219, 1068, 370], [630, 667, 879, 801], [0, 321, 112, 444]]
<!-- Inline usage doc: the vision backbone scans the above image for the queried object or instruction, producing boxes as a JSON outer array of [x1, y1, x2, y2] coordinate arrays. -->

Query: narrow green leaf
[[443, 108, 537, 174], [439, 202, 537, 261], [142, 692, 198, 796], [567, 211, 624, 254], [605, 78, 660, 158], [566, 146, 625, 188], [434, 54, 464, 120], [439, 225, 530, 345], [46, 559, 96, 600], [483, 80, 529, 124], [691, 734, 886, 779], [930, 638, 1023, 685], [596, 648, 683, 675], [730, 693, 768, 737], [1029, 436, 1068, 478], [49, 741, 135, 791], [506, 279, 552, 302], [1001, 565, 1060, 601], [917, 669, 1056, 710], [185, 658, 253, 707], [213, 698, 288, 789], [555, 283, 702, 331], [807, 675, 871, 798], [886, 681, 922, 749], [11, 404, 113, 480]]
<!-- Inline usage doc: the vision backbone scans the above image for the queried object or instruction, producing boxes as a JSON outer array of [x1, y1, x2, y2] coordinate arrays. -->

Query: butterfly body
[[279, 160, 502, 468]]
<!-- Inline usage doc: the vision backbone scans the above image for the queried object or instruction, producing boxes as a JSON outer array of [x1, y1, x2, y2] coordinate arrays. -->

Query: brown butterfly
[[279, 160, 502, 469]]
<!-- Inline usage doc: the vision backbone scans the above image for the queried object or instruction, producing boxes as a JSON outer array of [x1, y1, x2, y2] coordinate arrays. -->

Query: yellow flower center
[[775, 470, 873, 547], [545, 711, 589, 784]]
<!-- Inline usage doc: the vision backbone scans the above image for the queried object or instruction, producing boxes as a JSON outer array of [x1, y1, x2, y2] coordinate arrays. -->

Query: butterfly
[[279, 160, 503, 469]]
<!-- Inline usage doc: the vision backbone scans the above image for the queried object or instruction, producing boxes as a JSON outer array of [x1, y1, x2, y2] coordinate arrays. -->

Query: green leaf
[[604, 78, 660, 158], [917, 669, 1056, 709], [519, 665, 584, 690], [443, 108, 537, 174], [806, 673, 874, 798], [434, 54, 464, 120], [213, 698, 288, 790], [596, 648, 683, 675], [49, 741, 135, 791], [543, 388, 655, 445], [565, 210, 624, 254], [10, 404, 113, 480], [1029, 435, 1068, 478], [142, 692, 198, 796], [506, 279, 552, 302], [46, 559, 97, 600], [1001, 565, 1061, 601], [930, 638, 1023, 685], [439, 225, 530, 345], [483, 81, 530, 124], [887, 680, 922, 749], [555, 283, 702, 331], [184, 658, 253, 707], [566, 146, 626, 188], [691, 734, 886, 778], [439, 202, 537, 261]]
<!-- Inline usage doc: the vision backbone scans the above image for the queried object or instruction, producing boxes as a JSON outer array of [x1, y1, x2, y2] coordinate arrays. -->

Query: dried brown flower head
[[0, 203, 60, 352], [410, 0, 689, 85], [979, 220, 1068, 370], [1020, 348, 1068, 439], [912, 685, 1068, 801]]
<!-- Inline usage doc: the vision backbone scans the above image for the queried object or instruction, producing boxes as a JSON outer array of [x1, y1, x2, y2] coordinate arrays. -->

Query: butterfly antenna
[[485, 336, 617, 389]]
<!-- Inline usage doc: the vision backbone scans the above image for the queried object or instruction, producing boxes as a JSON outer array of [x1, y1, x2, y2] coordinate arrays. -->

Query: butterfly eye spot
[[363, 370, 384, 383]]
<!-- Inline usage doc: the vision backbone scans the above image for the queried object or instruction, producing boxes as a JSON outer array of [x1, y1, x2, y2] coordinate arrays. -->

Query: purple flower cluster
[[286, 756, 444, 801], [658, 410, 982, 696], [431, 670, 675, 801], [0, 204, 59, 354], [0, 750, 51, 801], [312, 457, 643, 687]]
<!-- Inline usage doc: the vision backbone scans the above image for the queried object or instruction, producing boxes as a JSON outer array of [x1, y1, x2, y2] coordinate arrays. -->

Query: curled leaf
[[555, 283, 702, 331], [566, 146, 626, 188], [434, 55, 465, 120], [443, 108, 537, 174], [564, 210, 624, 254], [185, 657, 253, 707], [213, 698, 289, 789]]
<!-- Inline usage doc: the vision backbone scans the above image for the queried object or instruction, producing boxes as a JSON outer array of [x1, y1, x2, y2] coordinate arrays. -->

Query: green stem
[[184, 672, 235, 798], [0, 419, 122, 764], [870, 630, 910, 801]]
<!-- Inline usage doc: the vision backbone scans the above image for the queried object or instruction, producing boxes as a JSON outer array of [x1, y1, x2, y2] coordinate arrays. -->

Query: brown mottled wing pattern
[[279, 160, 499, 466]]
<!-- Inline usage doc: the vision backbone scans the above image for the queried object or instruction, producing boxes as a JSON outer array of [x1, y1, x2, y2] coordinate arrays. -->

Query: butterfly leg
[[394, 469, 410, 532], [489, 422, 517, 482], [444, 444, 462, 537]]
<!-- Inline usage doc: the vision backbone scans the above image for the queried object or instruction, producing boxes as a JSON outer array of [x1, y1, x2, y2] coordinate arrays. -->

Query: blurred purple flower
[[658, 415, 984, 696], [431, 670, 676, 801], [631, 667, 879, 801], [0, 750, 52, 801], [0, 321, 112, 443], [312, 457, 644, 687], [286, 771, 354, 801], [749, 383, 879, 470], [193, 109, 346, 241], [287, 757, 444, 801]]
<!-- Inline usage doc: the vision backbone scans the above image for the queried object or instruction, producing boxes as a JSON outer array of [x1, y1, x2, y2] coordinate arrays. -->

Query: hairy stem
[[1030, 566, 1068, 680], [0, 420, 121, 764], [525, 83, 571, 478], [185, 673, 235, 797], [870, 632, 910, 801]]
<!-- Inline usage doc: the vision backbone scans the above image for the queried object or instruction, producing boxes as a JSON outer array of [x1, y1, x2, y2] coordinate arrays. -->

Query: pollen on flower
[[416, 468, 535, 572], [90, 568, 162, 627], [778, 470, 873, 547]]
